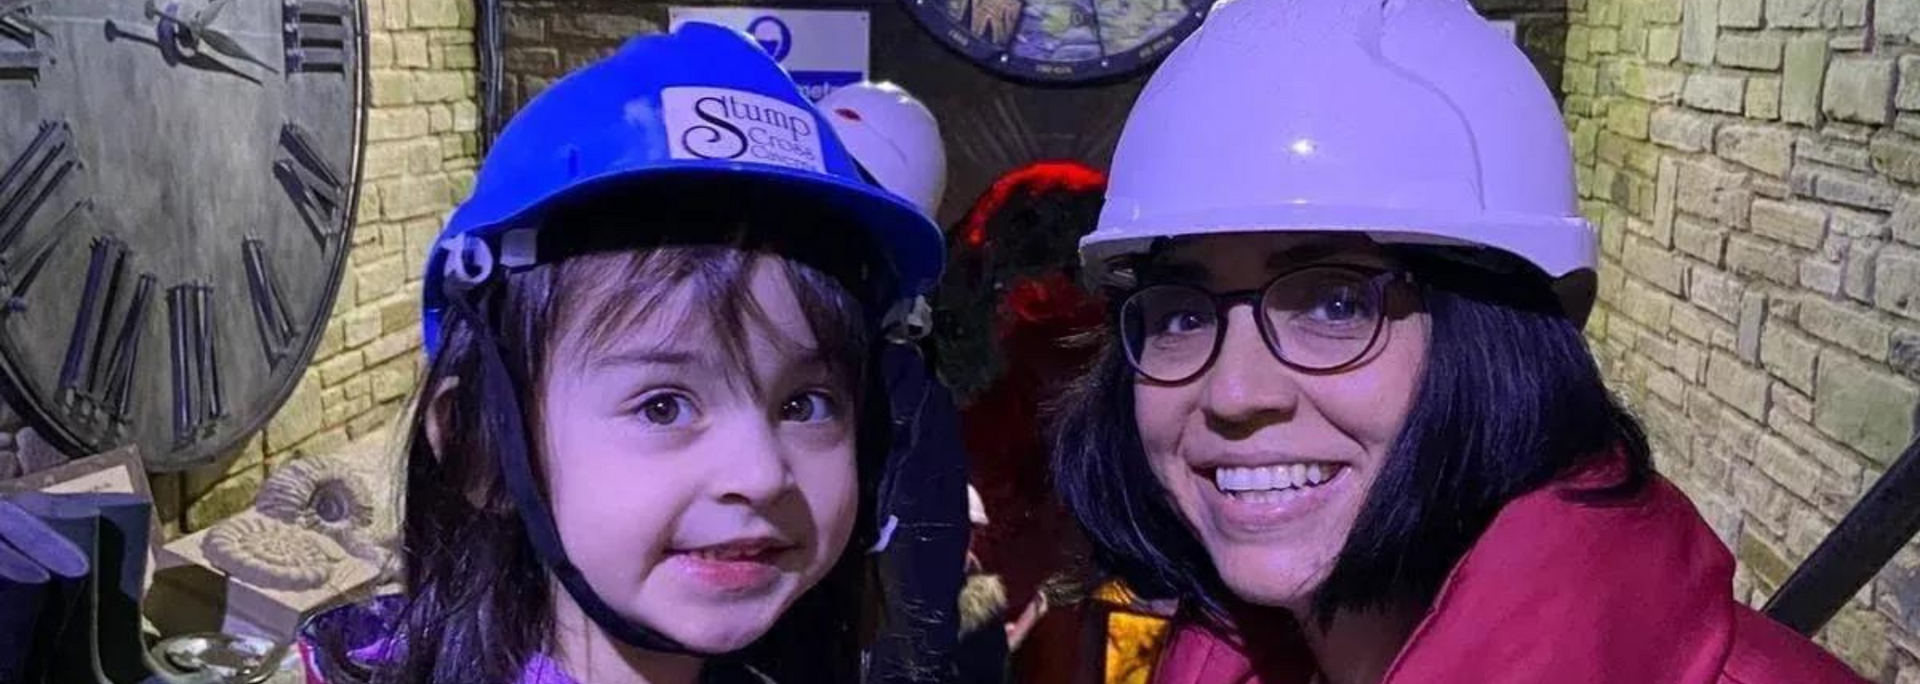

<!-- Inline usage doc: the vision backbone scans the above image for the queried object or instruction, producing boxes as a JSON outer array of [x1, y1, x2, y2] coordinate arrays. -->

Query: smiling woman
[[1048, 0, 1872, 684]]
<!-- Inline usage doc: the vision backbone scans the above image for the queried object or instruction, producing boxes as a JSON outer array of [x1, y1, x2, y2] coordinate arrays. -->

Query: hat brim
[[447, 158, 946, 305]]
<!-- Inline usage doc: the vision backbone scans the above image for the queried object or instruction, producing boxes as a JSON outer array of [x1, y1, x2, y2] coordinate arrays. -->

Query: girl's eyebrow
[[589, 347, 700, 370]]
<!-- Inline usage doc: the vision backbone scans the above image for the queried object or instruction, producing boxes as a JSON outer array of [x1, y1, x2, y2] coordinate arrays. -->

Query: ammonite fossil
[[202, 514, 343, 592], [254, 456, 377, 541]]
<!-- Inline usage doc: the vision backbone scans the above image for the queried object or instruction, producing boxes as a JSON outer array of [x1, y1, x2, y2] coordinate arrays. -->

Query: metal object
[[150, 632, 287, 684], [1764, 435, 1920, 635]]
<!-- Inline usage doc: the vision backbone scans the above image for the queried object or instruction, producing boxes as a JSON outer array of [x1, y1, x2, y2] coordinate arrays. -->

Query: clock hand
[[188, 0, 232, 27], [190, 22, 277, 73], [191, 0, 278, 73], [104, 14, 265, 84], [142, 0, 278, 75]]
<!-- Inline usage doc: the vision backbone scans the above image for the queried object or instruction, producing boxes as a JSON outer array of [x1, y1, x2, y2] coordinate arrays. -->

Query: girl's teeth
[[691, 547, 771, 561]]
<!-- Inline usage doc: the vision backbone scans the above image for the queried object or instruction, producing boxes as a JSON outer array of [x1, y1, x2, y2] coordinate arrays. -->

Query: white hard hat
[[1084, 0, 1597, 322], [818, 82, 949, 218]]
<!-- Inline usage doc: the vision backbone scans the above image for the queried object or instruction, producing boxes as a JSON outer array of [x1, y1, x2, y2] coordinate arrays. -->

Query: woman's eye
[[780, 391, 840, 423], [1158, 309, 1213, 335], [636, 392, 697, 427], [1307, 286, 1374, 323]]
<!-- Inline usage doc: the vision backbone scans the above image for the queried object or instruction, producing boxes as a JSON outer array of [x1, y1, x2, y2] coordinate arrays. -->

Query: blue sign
[[746, 15, 793, 62], [669, 8, 871, 102]]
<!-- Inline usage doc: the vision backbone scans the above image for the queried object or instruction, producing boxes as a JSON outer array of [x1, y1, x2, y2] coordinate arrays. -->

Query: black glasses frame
[[1119, 265, 1408, 384]]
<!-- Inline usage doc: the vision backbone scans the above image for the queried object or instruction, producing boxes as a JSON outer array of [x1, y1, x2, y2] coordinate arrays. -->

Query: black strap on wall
[[1764, 435, 1920, 635]]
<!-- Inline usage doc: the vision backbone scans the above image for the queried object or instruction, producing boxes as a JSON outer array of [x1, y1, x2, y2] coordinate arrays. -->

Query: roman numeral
[[0, 6, 48, 83], [168, 281, 225, 445], [282, 0, 350, 74], [0, 121, 78, 256], [56, 237, 155, 434], [242, 237, 299, 368], [0, 46, 44, 83], [2, 199, 84, 312], [272, 122, 345, 244]]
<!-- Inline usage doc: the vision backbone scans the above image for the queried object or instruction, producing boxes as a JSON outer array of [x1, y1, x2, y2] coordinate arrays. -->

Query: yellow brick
[[365, 328, 421, 366], [370, 70, 414, 107], [264, 371, 326, 452], [318, 350, 367, 387], [382, 298, 418, 335]]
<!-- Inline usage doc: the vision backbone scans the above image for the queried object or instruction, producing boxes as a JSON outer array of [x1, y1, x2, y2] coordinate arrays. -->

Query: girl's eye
[[780, 391, 840, 424], [636, 392, 697, 427]]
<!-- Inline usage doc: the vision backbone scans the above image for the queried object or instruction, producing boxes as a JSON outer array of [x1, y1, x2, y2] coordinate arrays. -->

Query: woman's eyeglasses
[[1118, 265, 1406, 383]]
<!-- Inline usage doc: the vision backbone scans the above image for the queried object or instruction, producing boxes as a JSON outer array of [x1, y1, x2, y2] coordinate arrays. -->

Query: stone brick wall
[[500, 0, 659, 115], [1567, 0, 1920, 678], [1485, 0, 1579, 101], [150, 0, 482, 538]]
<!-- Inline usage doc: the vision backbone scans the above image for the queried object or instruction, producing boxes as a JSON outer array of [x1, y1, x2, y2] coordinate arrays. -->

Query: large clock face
[[901, 0, 1210, 83], [0, 0, 365, 470]]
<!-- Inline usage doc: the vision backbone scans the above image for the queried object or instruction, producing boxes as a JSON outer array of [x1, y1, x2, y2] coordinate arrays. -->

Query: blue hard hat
[[421, 22, 945, 358]]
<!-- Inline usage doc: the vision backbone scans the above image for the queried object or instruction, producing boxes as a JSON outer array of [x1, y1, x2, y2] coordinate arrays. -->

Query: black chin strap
[[448, 292, 701, 656]]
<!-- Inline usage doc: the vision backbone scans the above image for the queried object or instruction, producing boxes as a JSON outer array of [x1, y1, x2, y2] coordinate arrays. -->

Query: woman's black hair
[[1049, 246, 1653, 626]]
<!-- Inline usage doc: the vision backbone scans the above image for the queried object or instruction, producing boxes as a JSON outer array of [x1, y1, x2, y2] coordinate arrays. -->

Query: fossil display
[[201, 514, 343, 592], [195, 437, 403, 596], [255, 456, 374, 534], [253, 451, 397, 567]]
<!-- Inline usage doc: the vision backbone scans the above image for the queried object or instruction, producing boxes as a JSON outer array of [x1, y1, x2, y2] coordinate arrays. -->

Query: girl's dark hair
[[1050, 247, 1653, 626], [332, 192, 889, 684]]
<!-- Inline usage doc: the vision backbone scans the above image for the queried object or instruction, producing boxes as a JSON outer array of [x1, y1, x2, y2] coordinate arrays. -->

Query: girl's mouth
[[666, 539, 797, 594]]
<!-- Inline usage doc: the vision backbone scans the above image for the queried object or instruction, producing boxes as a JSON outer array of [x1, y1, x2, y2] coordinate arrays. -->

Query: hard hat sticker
[[663, 87, 826, 174]]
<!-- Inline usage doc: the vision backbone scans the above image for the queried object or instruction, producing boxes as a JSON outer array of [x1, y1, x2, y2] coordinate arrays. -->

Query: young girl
[[297, 23, 943, 684]]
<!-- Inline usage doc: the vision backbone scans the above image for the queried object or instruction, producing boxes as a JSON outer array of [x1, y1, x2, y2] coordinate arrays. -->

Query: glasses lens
[[1121, 285, 1219, 381], [1262, 268, 1385, 369]]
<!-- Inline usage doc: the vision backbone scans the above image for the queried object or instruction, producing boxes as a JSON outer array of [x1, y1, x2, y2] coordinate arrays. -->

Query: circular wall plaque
[[900, 0, 1209, 83]]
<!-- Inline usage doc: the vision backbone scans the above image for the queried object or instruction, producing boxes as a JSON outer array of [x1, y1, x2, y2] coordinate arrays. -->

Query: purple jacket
[[296, 596, 577, 684]]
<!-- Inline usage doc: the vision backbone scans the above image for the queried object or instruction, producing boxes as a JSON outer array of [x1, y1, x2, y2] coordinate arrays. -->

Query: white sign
[[663, 87, 827, 172], [669, 7, 870, 102]]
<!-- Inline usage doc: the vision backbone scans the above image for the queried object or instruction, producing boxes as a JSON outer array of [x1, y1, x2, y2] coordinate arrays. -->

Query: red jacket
[[1151, 470, 1869, 684]]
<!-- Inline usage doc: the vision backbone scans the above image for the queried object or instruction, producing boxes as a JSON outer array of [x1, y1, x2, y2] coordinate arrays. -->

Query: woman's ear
[[424, 377, 461, 461]]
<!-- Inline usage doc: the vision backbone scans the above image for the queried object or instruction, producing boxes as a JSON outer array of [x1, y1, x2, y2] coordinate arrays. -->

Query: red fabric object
[[1148, 466, 1870, 684], [957, 161, 1108, 249], [963, 273, 1107, 684], [964, 271, 1102, 607], [952, 159, 1110, 684]]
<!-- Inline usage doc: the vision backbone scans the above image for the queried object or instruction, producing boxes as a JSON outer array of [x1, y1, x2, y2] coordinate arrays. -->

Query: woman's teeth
[[1212, 463, 1340, 495]]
